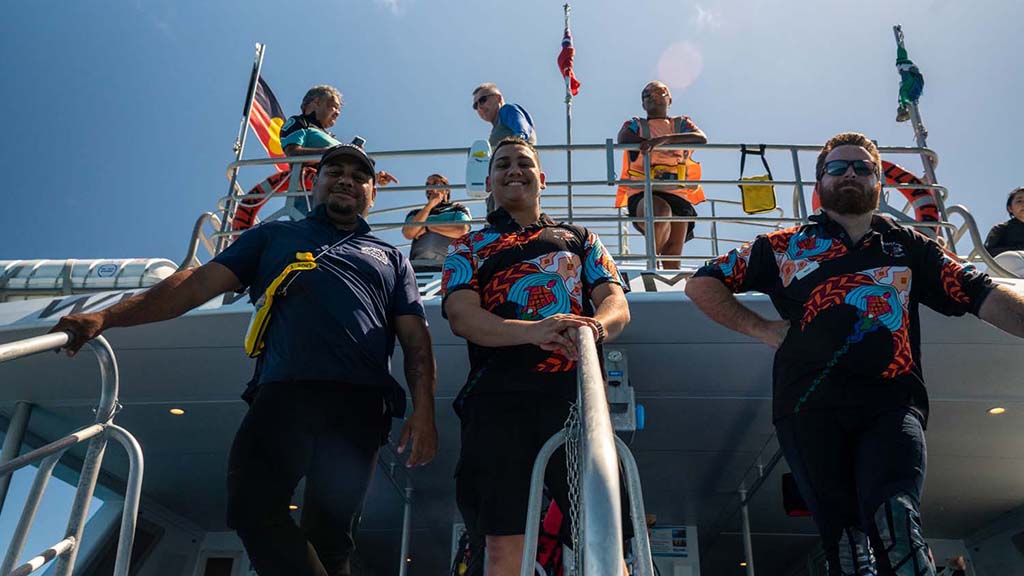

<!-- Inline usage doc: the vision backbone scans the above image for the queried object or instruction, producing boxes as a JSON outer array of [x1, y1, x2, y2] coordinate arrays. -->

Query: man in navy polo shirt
[[52, 144, 438, 576], [686, 132, 1024, 576]]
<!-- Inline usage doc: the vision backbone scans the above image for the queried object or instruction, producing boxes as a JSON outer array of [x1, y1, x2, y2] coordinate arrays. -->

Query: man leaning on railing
[[441, 137, 632, 576]]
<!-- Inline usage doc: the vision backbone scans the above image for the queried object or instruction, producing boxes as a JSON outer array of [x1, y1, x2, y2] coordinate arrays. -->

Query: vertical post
[[892, 26, 954, 250], [398, 483, 412, 576], [710, 200, 720, 256], [739, 488, 755, 576], [216, 43, 266, 252], [643, 154, 657, 270], [790, 148, 809, 222], [0, 401, 33, 515], [563, 4, 574, 222]]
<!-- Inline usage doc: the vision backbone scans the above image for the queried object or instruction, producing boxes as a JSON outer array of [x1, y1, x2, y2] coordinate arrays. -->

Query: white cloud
[[692, 4, 723, 31], [657, 42, 704, 92], [375, 0, 405, 16]]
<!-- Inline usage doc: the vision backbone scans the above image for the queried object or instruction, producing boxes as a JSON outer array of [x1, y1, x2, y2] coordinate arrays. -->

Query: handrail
[[206, 142, 951, 271], [0, 333, 143, 576], [945, 204, 1016, 278], [520, 328, 654, 576], [576, 326, 624, 575]]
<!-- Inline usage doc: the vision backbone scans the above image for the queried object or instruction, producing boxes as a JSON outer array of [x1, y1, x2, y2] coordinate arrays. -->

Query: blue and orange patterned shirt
[[693, 213, 993, 424], [442, 208, 625, 399]]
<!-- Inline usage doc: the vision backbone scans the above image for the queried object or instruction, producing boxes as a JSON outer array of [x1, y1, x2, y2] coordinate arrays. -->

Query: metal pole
[[0, 401, 33, 515], [578, 326, 623, 576], [216, 42, 266, 252], [790, 148, 809, 222], [0, 452, 63, 575], [643, 153, 657, 269], [739, 488, 755, 576], [892, 26, 954, 249], [564, 4, 574, 222], [398, 483, 412, 576], [107, 425, 144, 576]]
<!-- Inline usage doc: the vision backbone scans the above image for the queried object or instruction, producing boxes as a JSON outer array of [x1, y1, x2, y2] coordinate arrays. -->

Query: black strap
[[739, 144, 773, 179]]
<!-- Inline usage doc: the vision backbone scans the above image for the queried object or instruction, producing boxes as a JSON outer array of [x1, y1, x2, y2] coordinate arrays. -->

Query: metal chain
[[565, 402, 583, 575]]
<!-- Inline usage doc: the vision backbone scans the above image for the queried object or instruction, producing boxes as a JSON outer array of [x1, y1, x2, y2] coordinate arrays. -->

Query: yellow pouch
[[243, 252, 316, 358], [738, 145, 777, 215]]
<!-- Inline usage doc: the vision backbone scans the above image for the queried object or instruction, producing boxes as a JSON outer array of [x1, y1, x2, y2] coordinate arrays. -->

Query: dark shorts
[[626, 192, 696, 241], [455, 389, 633, 541]]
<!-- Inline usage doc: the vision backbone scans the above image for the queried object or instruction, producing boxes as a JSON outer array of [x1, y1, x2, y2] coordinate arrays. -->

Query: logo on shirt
[[361, 246, 389, 265], [882, 240, 906, 258]]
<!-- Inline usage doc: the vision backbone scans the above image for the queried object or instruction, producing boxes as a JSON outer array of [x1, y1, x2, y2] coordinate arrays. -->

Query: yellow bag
[[738, 144, 777, 215], [243, 252, 316, 358]]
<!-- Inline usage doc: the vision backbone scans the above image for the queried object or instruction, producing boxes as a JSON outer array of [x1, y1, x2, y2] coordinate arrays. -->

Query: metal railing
[[0, 333, 143, 576], [186, 140, 983, 275], [519, 328, 654, 576]]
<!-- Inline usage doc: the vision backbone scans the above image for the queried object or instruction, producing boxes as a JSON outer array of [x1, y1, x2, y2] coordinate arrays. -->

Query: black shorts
[[455, 389, 633, 541], [626, 192, 696, 241]]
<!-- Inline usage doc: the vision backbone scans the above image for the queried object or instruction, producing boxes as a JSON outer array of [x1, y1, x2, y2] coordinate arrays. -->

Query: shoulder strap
[[739, 144, 772, 179], [636, 117, 650, 139]]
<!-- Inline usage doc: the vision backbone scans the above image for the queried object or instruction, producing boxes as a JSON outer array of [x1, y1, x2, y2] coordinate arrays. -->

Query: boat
[[1, 27, 1022, 576]]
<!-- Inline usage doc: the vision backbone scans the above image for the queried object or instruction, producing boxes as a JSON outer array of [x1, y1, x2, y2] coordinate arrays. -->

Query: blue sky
[[1, 0, 1022, 262]]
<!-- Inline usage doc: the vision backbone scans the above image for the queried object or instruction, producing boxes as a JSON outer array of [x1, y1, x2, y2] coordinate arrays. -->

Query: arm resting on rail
[[50, 262, 242, 355], [444, 290, 597, 360], [684, 276, 788, 349]]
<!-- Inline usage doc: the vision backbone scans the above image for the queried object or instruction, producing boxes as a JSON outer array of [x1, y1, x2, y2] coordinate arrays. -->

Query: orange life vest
[[615, 116, 704, 208]]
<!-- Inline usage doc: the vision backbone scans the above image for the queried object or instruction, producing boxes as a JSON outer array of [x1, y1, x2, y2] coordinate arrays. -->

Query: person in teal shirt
[[280, 85, 343, 155]]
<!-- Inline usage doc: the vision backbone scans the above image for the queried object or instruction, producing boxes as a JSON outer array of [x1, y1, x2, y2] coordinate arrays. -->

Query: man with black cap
[[51, 144, 439, 576]]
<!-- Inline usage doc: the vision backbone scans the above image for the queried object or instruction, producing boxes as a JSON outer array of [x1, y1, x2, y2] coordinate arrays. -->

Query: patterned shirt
[[442, 208, 625, 399], [693, 213, 993, 424]]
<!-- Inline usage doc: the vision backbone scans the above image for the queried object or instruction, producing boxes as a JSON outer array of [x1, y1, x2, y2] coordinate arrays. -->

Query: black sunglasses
[[823, 159, 876, 177], [472, 93, 494, 111]]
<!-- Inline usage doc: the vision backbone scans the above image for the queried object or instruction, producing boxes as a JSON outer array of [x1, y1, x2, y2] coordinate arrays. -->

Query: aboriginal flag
[[249, 77, 288, 171], [558, 25, 581, 96]]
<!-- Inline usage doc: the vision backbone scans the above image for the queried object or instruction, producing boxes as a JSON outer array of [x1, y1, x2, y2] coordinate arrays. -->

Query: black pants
[[225, 381, 390, 576], [776, 407, 934, 576]]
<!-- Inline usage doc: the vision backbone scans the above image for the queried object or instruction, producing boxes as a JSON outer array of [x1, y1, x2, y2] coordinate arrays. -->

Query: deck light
[[988, 407, 1006, 415], [168, 408, 185, 415], [289, 504, 299, 510], [740, 561, 748, 567]]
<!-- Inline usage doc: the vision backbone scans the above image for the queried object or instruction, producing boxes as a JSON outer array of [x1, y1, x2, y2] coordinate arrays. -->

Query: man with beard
[[442, 138, 631, 576], [685, 132, 1024, 575], [51, 144, 438, 576]]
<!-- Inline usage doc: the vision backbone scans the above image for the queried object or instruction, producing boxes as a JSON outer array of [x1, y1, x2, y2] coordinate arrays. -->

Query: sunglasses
[[823, 159, 876, 177], [472, 93, 494, 111]]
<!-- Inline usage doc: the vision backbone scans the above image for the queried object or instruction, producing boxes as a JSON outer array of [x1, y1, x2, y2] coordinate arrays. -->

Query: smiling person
[[984, 187, 1024, 276], [442, 137, 631, 576], [685, 132, 1024, 576], [50, 144, 438, 576]]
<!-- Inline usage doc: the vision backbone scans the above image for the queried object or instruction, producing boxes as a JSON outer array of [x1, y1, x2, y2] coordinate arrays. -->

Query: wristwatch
[[593, 320, 606, 345]]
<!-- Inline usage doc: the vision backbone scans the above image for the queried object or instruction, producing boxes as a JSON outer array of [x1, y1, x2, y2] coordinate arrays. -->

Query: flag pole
[[217, 42, 266, 253], [564, 3, 574, 222], [892, 25, 953, 248]]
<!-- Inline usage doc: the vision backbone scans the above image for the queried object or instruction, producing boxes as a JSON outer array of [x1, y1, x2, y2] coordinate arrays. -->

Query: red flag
[[558, 26, 581, 96], [249, 77, 289, 171]]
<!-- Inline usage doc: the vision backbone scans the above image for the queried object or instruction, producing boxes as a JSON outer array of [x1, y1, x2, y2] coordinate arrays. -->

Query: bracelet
[[593, 320, 606, 345]]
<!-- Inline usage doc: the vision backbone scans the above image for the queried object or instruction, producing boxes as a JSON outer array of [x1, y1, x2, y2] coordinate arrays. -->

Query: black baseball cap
[[317, 143, 376, 180]]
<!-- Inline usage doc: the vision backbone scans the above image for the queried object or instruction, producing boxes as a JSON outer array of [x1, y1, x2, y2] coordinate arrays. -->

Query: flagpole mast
[[892, 26, 953, 248], [564, 3, 574, 222], [217, 42, 266, 253]]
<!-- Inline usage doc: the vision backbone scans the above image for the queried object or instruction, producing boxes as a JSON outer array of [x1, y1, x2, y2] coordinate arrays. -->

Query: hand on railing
[[396, 409, 438, 468], [531, 314, 601, 360], [48, 316, 105, 357]]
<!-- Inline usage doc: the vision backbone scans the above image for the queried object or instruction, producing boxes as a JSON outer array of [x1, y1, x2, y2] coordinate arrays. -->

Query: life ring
[[232, 167, 317, 231], [811, 160, 940, 233]]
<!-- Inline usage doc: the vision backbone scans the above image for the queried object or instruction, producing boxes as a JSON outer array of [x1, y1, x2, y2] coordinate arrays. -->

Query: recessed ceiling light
[[988, 407, 1006, 415], [740, 561, 747, 567], [288, 504, 299, 510], [168, 408, 185, 415]]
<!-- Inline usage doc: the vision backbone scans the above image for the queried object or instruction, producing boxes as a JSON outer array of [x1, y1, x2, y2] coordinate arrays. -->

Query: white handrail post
[[0, 401, 33, 515]]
